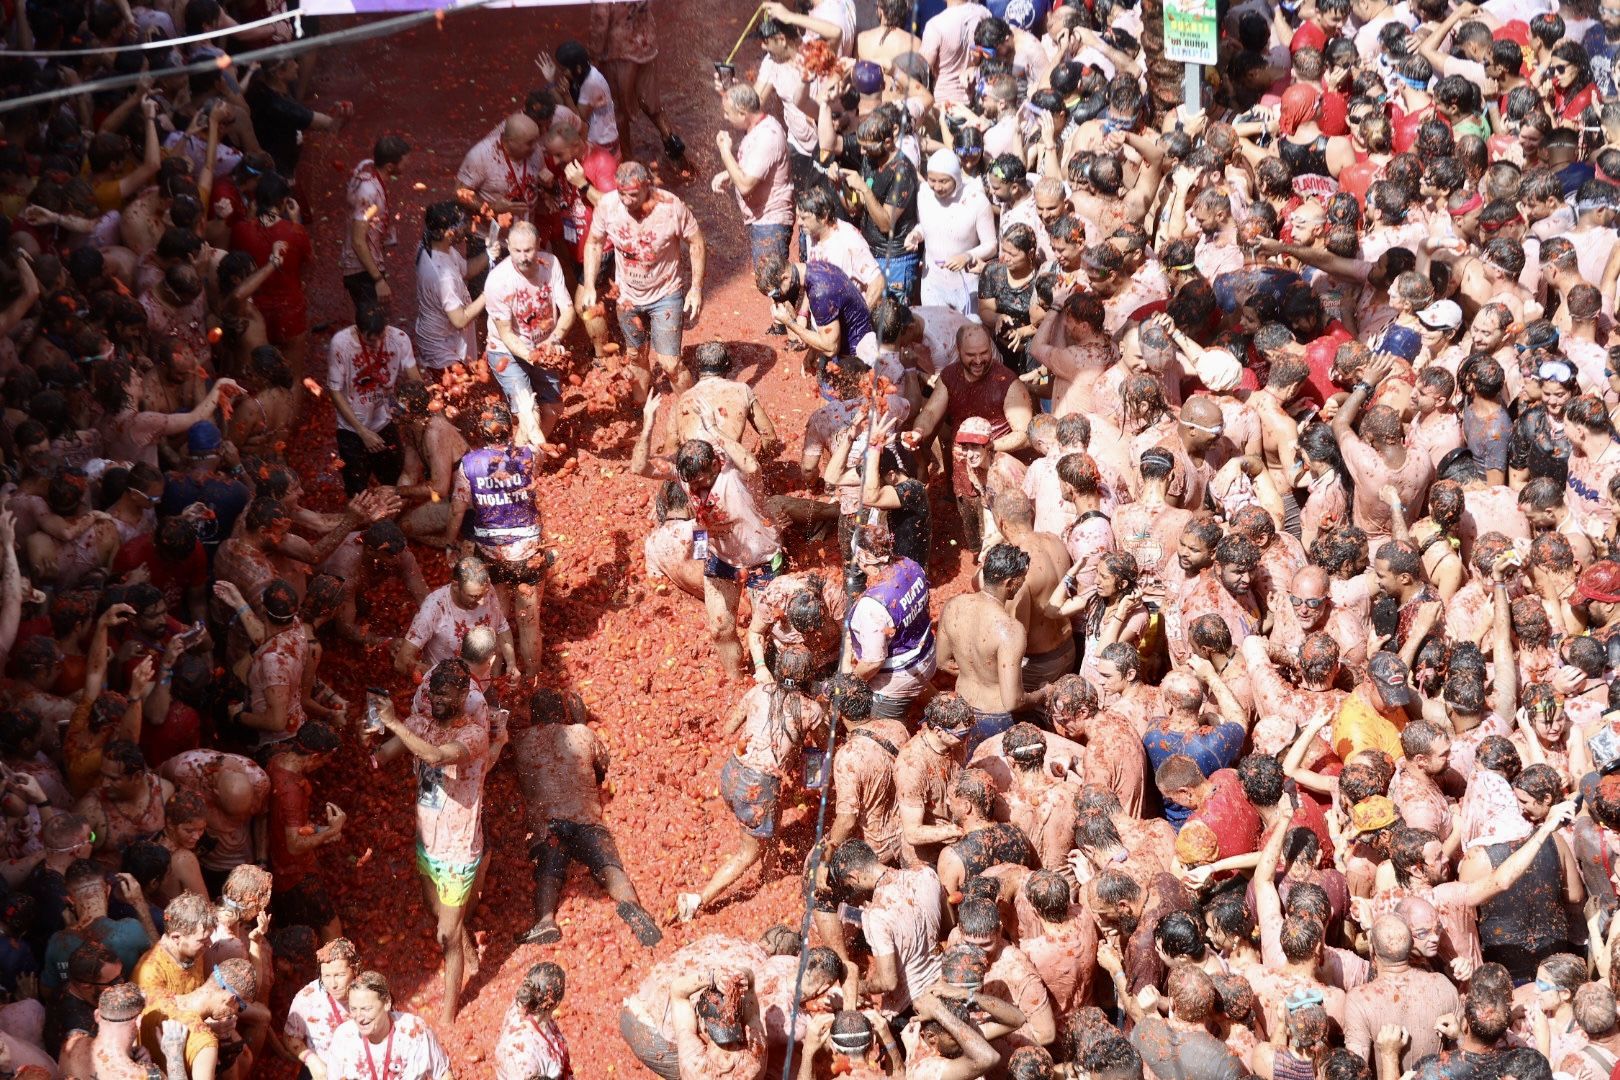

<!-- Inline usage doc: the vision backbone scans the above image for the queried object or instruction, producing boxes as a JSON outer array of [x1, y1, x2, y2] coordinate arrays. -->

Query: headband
[[1448, 191, 1484, 217], [213, 967, 247, 1009]]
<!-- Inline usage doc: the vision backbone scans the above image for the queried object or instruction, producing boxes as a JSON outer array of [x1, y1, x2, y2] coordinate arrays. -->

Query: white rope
[[2, 6, 301, 59]]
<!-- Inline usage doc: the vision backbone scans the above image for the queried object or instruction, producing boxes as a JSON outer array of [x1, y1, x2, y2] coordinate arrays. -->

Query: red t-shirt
[[228, 216, 313, 341], [141, 702, 201, 770], [1193, 769, 1263, 860], [1301, 321, 1354, 406], [112, 535, 208, 614], [269, 763, 316, 887], [547, 145, 620, 263], [1337, 158, 1380, 207]]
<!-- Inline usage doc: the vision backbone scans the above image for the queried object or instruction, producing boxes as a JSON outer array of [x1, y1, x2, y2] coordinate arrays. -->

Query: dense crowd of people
[[19, 0, 1620, 1074]]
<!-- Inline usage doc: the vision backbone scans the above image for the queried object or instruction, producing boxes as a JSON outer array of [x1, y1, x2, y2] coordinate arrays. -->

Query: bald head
[[1369, 916, 1412, 962], [1291, 565, 1328, 599], [1181, 396, 1223, 429], [502, 113, 541, 155], [216, 771, 258, 819]]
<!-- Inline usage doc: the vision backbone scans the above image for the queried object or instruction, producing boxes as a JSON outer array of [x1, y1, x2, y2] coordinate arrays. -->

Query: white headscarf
[[925, 148, 962, 183]]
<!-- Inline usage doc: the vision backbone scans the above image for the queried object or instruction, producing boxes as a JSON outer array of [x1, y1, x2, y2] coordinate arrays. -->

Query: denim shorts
[[704, 549, 786, 592], [721, 755, 780, 838], [488, 351, 562, 419], [748, 222, 792, 267], [876, 251, 921, 304], [617, 290, 685, 357]]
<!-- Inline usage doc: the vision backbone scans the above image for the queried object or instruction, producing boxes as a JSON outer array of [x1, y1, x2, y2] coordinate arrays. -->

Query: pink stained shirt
[[588, 189, 700, 307], [733, 115, 793, 226], [483, 253, 571, 361]]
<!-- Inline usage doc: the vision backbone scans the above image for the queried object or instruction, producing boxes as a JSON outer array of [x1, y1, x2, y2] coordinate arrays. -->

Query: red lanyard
[[325, 992, 344, 1030], [500, 144, 532, 204], [354, 334, 391, 389], [362, 1025, 395, 1080], [354, 160, 387, 211]]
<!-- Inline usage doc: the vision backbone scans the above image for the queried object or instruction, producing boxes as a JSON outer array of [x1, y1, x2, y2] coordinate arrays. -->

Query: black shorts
[[484, 548, 548, 586], [532, 820, 624, 880], [272, 878, 337, 930]]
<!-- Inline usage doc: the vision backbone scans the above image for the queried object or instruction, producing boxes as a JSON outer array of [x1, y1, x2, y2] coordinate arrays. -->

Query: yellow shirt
[[1331, 686, 1406, 761], [133, 941, 205, 1010]]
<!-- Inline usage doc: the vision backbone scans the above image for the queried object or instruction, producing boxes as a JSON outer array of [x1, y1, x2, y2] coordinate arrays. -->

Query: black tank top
[[951, 822, 1034, 880], [1280, 135, 1330, 179], [1478, 835, 1571, 981]]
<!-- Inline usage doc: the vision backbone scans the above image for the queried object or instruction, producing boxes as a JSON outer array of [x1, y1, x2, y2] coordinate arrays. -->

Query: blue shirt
[[41, 917, 149, 990], [1142, 723, 1247, 828]]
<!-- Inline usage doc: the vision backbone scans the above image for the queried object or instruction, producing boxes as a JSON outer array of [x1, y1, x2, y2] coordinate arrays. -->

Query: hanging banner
[[1163, 0, 1217, 65], [299, 0, 632, 16]]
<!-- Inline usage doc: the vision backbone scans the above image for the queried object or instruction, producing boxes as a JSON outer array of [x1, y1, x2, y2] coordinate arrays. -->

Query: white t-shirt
[[284, 979, 349, 1071], [808, 220, 882, 290], [757, 55, 818, 156], [415, 246, 475, 370], [326, 1013, 451, 1080], [579, 66, 620, 148], [921, 2, 992, 106], [809, 0, 857, 55], [457, 126, 545, 208], [406, 583, 510, 667], [484, 253, 570, 359], [734, 114, 793, 227], [326, 325, 416, 434]]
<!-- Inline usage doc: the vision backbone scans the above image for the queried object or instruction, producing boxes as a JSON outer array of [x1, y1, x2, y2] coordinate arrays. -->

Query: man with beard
[[1268, 565, 1369, 669], [372, 659, 493, 1027], [582, 162, 706, 404], [511, 687, 661, 949], [1087, 867, 1196, 994], [483, 221, 573, 449], [911, 325, 1033, 489], [133, 892, 214, 1021]]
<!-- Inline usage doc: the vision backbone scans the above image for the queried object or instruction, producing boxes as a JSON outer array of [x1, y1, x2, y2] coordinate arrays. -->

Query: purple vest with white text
[[855, 557, 934, 670], [461, 446, 540, 546]]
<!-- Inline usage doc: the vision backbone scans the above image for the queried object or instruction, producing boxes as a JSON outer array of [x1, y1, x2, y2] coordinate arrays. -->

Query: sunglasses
[[1289, 594, 1327, 608]]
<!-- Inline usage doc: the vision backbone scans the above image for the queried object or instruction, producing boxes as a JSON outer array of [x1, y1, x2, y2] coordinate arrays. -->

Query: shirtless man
[[665, 341, 778, 455], [392, 381, 470, 543], [937, 543, 1041, 754], [511, 687, 661, 948], [894, 693, 971, 868], [1252, 354, 1310, 528], [991, 492, 1075, 698]]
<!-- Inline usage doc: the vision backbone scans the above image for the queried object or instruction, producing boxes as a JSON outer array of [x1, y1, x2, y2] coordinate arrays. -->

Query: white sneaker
[[676, 893, 701, 922]]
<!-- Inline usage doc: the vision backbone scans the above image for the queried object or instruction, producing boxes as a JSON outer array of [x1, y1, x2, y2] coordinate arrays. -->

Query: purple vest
[[461, 446, 540, 546], [855, 557, 933, 670]]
